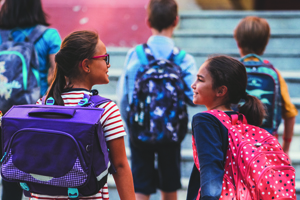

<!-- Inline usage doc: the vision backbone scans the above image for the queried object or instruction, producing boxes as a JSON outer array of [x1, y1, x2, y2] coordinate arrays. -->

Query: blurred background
[[7, 0, 300, 199], [42, 0, 300, 46]]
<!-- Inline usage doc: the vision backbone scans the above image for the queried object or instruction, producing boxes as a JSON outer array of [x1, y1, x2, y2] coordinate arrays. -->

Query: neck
[[151, 27, 174, 38], [207, 104, 232, 112], [68, 77, 92, 91]]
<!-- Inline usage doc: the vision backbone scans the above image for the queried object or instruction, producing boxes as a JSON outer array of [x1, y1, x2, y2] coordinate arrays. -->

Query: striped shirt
[[31, 89, 126, 200]]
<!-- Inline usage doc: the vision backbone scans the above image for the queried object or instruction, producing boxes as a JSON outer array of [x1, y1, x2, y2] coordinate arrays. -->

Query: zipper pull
[[1, 152, 7, 163], [254, 143, 262, 147]]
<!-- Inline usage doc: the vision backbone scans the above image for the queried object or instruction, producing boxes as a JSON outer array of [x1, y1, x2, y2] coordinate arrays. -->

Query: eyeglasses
[[91, 54, 110, 65]]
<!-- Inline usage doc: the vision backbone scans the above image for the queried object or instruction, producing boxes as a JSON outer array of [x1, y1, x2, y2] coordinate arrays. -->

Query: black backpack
[[128, 44, 188, 147]]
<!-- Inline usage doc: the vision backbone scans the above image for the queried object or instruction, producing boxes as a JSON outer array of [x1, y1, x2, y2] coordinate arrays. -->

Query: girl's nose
[[191, 82, 196, 89]]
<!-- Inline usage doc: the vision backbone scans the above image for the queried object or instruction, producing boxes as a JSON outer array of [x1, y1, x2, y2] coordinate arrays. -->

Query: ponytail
[[46, 65, 66, 105], [238, 93, 266, 126]]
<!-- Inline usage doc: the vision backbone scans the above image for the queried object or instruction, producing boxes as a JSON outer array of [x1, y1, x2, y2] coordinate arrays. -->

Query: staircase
[[94, 11, 300, 199]]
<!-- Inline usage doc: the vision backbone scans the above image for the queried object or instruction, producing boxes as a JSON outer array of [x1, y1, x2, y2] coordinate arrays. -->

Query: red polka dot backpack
[[192, 110, 296, 200]]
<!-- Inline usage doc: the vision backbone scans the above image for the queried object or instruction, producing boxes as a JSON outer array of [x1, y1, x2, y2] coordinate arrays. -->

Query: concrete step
[[173, 30, 300, 51], [178, 11, 300, 31], [107, 47, 300, 71], [122, 144, 300, 179]]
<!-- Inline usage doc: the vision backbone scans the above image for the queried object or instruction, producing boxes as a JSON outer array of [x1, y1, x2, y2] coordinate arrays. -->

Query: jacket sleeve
[[180, 53, 197, 106], [192, 114, 225, 200], [276, 69, 298, 119], [116, 48, 136, 124]]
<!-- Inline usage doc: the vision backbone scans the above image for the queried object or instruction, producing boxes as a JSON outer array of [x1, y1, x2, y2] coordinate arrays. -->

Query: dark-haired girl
[[186, 55, 265, 200], [0, 0, 61, 199], [0, 0, 61, 97], [33, 30, 135, 200]]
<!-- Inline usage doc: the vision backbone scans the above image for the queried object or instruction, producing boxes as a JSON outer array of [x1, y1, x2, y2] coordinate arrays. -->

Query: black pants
[[2, 180, 23, 200]]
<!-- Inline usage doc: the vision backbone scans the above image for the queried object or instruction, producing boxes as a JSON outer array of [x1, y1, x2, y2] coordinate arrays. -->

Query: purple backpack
[[1, 94, 113, 198]]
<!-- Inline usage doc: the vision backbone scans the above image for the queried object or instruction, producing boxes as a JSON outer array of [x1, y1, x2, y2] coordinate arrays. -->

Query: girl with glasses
[[33, 30, 135, 200]]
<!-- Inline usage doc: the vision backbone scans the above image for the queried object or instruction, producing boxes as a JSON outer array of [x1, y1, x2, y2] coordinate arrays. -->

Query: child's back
[[234, 16, 298, 156], [117, 0, 197, 199]]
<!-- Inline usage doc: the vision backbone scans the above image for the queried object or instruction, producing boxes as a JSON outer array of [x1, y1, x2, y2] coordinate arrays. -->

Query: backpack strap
[[204, 110, 248, 130], [135, 43, 155, 65], [240, 53, 264, 63], [27, 25, 48, 44], [169, 47, 186, 66], [136, 43, 186, 66], [0, 29, 10, 43], [78, 90, 111, 108]]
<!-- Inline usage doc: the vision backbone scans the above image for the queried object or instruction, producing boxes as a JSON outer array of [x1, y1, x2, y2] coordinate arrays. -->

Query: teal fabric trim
[[78, 98, 89, 106], [240, 54, 264, 62], [32, 68, 40, 87], [68, 188, 79, 198], [46, 97, 55, 105], [20, 182, 30, 191], [135, 45, 149, 65], [0, 152, 6, 163], [0, 51, 27, 90], [173, 50, 186, 66]]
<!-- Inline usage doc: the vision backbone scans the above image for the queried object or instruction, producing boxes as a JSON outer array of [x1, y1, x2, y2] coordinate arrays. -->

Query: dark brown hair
[[234, 16, 270, 56], [0, 0, 50, 29], [206, 55, 265, 126], [147, 0, 178, 32], [46, 30, 99, 105]]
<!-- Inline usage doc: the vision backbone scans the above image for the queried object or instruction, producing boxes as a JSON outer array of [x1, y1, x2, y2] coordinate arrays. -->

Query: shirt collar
[[147, 35, 174, 47]]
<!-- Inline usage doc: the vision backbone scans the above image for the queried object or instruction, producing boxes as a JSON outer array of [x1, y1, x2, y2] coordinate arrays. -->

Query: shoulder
[[125, 47, 138, 61], [124, 46, 141, 69], [43, 28, 61, 38], [40, 28, 61, 44], [179, 51, 196, 70], [192, 112, 221, 126], [98, 100, 119, 115]]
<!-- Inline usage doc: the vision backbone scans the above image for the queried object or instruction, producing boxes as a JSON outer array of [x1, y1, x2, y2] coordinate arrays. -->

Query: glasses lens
[[106, 54, 110, 65]]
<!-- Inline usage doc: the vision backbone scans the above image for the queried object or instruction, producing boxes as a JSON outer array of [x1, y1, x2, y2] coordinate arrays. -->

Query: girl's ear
[[80, 58, 90, 73], [216, 85, 228, 97]]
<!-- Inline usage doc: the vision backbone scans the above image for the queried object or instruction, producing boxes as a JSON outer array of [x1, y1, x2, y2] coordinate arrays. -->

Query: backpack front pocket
[[1, 128, 88, 188]]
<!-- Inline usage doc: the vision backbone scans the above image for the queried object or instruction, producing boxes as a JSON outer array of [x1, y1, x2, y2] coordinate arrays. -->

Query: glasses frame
[[91, 54, 110, 65]]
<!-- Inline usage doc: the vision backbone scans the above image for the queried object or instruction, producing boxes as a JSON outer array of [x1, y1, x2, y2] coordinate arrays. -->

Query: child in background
[[117, 0, 197, 199], [34, 30, 135, 200], [234, 16, 298, 156]]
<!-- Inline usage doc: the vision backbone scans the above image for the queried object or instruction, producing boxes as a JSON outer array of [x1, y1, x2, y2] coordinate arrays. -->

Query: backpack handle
[[230, 113, 247, 125], [28, 108, 76, 118], [240, 54, 264, 62]]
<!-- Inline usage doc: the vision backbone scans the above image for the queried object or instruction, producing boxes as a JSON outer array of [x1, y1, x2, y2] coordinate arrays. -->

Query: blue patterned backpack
[[128, 44, 188, 147], [241, 54, 282, 136], [0, 25, 48, 114]]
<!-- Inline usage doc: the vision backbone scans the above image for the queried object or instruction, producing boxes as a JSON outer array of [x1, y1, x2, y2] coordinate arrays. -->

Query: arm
[[192, 114, 225, 200], [276, 70, 298, 155], [107, 137, 135, 200], [47, 54, 56, 85], [282, 117, 295, 155], [180, 54, 197, 106], [117, 48, 139, 123]]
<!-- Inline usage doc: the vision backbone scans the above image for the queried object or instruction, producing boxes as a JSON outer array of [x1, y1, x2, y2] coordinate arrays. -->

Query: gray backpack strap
[[0, 29, 10, 43], [27, 25, 48, 43]]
